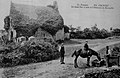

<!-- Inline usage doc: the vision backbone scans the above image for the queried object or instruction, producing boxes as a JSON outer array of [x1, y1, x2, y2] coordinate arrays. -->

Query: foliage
[[111, 28, 120, 36], [0, 39, 60, 67], [70, 25, 111, 39]]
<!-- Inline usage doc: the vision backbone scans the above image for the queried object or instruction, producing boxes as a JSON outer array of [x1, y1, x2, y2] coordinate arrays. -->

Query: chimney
[[53, 1, 58, 11]]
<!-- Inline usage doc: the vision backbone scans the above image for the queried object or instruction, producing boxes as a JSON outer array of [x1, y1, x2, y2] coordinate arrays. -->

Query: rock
[[100, 59, 106, 66], [91, 59, 100, 67]]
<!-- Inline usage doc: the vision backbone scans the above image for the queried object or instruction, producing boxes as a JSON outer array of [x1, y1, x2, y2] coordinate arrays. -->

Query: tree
[[100, 28, 110, 38], [91, 24, 100, 32], [83, 28, 93, 39], [69, 24, 111, 39], [69, 25, 76, 32], [110, 27, 113, 31], [91, 25, 101, 38], [112, 28, 120, 36], [76, 26, 81, 31], [64, 25, 69, 33]]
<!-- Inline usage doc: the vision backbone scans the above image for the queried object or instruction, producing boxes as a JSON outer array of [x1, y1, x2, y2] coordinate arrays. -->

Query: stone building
[[35, 28, 54, 42], [4, 16, 17, 41], [53, 28, 64, 41], [4, 1, 67, 42]]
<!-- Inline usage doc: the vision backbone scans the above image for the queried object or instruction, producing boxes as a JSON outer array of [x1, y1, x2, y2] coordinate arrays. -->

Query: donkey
[[72, 48, 101, 68]]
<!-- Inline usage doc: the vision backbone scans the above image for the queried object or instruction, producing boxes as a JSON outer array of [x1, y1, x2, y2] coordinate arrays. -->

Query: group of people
[[58, 41, 111, 65], [58, 41, 90, 64]]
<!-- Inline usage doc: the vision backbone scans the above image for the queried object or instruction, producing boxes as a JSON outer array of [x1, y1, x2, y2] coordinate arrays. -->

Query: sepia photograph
[[0, 0, 120, 78]]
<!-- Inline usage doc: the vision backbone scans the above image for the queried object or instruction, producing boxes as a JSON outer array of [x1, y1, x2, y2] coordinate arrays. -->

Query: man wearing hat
[[84, 41, 89, 53], [60, 43, 65, 64]]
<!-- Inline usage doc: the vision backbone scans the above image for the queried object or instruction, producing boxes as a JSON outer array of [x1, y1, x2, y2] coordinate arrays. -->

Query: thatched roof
[[8, 2, 64, 35]]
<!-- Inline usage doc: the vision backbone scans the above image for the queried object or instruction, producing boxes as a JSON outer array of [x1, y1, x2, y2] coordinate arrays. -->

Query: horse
[[71, 48, 101, 68]]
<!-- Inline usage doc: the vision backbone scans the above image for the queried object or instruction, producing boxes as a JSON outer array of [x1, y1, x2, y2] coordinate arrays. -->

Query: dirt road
[[1, 40, 120, 78]]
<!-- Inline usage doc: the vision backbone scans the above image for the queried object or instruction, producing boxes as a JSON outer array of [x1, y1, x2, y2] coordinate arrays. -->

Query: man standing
[[60, 43, 65, 64], [84, 41, 89, 52], [105, 46, 112, 67], [106, 46, 111, 55]]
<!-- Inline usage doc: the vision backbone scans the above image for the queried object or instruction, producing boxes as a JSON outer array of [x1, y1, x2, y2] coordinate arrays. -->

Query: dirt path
[[1, 40, 120, 78]]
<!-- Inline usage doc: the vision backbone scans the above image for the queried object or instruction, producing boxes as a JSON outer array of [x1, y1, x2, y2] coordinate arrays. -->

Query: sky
[[0, 0, 120, 30]]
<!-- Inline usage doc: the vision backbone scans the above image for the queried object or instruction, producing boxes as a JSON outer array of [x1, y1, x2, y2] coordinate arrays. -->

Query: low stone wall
[[84, 67, 120, 78]]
